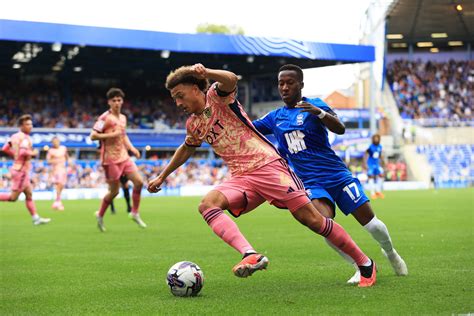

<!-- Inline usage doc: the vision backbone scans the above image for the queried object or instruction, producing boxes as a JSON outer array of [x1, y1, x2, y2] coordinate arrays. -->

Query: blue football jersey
[[253, 97, 352, 188], [367, 144, 382, 166]]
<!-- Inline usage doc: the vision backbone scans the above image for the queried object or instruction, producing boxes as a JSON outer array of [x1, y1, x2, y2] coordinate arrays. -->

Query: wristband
[[317, 110, 326, 119]]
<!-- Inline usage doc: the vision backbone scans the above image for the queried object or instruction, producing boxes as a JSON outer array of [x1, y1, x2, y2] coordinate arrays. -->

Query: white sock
[[369, 178, 375, 195], [364, 216, 394, 253], [376, 177, 384, 193], [32, 214, 40, 221], [244, 250, 257, 255]]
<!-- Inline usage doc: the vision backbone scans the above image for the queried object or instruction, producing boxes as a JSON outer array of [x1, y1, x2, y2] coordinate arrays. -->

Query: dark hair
[[18, 114, 32, 126], [279, 64, 304, 82], [165, 65, 210, 92], [106, 88, 125, 100]]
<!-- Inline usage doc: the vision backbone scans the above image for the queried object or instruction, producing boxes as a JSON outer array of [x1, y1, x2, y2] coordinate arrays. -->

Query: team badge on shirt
[[203, 108, 212, 118], [296, 114, 304, 125]]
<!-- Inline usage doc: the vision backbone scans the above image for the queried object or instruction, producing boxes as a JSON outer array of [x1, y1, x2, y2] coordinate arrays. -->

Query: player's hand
[[131, 147, 141, 158], [295, 101, 323, 116], [147, 176, 164, 193], [192, 63, 208, 79]]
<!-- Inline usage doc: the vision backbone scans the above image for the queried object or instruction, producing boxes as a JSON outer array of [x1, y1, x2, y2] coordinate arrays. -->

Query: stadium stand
[[0, 159, 229, 190], [416, 144, 473, 188], [386, 59, 473, 126], [0, 80, 185, 129]]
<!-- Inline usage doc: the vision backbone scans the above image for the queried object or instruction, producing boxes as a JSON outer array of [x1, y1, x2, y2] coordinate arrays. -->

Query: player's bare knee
[[110, 189, 120, 198], [353, 202, 375, 226], [133, 180, 143, 190]]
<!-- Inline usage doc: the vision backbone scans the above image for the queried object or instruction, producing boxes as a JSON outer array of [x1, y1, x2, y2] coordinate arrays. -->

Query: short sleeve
[[93, 116, 107, 132], [252, 112, 274, 135], [184, 119, 203, 147], [206, 82, 236, 107]]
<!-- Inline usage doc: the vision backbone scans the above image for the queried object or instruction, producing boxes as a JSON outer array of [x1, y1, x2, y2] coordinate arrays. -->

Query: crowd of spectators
[[0, 80, 187, 130], [348, 159, 407, 182], [386, 59, 473, 125], [0, 159, 231, 191], [0, 157, 406, 192]]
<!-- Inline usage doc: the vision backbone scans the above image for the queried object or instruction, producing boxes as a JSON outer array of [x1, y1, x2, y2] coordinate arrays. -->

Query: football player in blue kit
[[253, 64, 407, 284], [364, 134, 385, 199]]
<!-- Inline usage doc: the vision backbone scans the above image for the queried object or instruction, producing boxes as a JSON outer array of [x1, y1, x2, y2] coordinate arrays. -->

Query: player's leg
[[376, 172, 385, 198], [126, 170, 146, 228], [121, 176, 131, 213], [291, 203, 376, 287], [0, 189, 21, 201], [311, 197, 361, 284], [199, 184, 268, 277], [109, 199, 116, 214], [95, 180, 120, 232], [1, 169, 25, 201], [352, 202, 407, 276], [368, 174, 376, 199], [24, 186, 51, 225], [53, 183, 65, 210], [256, 161, 376, 286]]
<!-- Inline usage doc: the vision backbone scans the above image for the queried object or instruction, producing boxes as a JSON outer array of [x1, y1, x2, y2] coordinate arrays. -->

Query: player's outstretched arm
[[192, 63, 238, 93], [147, 143, 196, 193]]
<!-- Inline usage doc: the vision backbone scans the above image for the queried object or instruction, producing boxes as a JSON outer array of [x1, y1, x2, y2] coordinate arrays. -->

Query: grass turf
[[1, 188, 473, 315]]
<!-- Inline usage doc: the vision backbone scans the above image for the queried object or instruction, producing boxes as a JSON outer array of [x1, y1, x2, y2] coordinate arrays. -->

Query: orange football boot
[[232, 253, 269, 278], [358, 260, 377, 288]]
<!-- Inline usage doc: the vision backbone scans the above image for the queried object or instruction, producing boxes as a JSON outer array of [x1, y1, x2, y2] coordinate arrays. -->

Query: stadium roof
[[386, 0, 473, 50], [0, 19, 374, 78]]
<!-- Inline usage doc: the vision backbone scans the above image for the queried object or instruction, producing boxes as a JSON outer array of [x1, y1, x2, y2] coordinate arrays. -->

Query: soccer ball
[[166, 261, 204, 297]]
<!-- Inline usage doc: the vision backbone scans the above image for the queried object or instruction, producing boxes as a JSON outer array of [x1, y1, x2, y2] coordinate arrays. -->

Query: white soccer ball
[[166, 261, 204, 297]]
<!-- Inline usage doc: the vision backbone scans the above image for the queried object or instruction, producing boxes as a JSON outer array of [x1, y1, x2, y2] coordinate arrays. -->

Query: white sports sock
[[368, 178, 375, 195], [364, 216, 394, 253], [32, 214, 40, 221], [376, 177, 384, 193], [325, 238, 356, 267]]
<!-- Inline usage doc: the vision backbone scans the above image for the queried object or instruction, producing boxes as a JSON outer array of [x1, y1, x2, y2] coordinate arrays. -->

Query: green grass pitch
[[1, 188, 473, 315]]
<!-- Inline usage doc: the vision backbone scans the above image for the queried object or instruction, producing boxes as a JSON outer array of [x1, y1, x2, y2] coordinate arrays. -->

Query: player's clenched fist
[[192, 63, 207, 79], [147, 176, 163, 193]]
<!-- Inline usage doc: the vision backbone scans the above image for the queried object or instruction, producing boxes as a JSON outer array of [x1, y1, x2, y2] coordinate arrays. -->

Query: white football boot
[[129, 212, 147, 228], [95, 212, 106, 232], [347, 269, 361, 284], [382, 248, 408, 276], [33, 217, 51, 225]]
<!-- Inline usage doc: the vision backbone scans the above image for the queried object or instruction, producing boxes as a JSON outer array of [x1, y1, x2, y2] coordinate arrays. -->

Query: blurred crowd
[[0, 158, 406, 191], [386, 59, 473, 124], [0, 80, 187, 130], [348, 160, 407, 181], [0, 159, 230, 190]]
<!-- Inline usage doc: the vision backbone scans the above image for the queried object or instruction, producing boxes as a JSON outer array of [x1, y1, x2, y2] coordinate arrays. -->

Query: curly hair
[[279, 64, 304, 82], [18, 114, 32, 126], [165, 65, 209, 92], [106, 88, 125, 100]]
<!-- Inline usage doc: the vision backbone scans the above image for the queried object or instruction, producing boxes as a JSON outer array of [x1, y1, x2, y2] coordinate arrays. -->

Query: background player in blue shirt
[[253, 64, 407, 284], [364, 134, 385, 199]]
